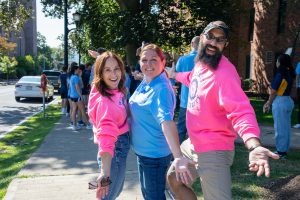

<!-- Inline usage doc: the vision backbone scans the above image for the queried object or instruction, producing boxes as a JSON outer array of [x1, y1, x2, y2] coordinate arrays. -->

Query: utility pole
[[64, 0, 68, 69]]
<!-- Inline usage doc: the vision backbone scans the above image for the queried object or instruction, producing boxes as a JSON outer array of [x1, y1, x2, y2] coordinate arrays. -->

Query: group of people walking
[[85, 20, 281, 200]]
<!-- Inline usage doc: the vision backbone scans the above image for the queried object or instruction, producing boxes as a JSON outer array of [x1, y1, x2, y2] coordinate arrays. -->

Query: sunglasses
[[204, 33, 227, 44], [88, 177, 112, 190]]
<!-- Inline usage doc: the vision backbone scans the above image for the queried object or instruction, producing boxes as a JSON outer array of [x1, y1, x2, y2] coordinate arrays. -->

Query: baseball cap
[[203, 21, 229, 38]]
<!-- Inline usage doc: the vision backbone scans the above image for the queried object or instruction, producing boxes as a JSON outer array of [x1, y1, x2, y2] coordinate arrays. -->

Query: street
[[0, 84, 59, 136]]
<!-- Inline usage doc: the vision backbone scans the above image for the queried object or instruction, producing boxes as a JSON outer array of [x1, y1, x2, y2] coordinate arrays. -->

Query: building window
[[277, 0, 287, 34], [265, 51, 273, 64], [248, 8, 255, 41]]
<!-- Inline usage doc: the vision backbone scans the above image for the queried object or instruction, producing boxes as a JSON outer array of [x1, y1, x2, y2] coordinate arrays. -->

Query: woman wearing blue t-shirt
[[129, 44, 194, 200], [263, 54, 295, 159], [69, 64, 92, 131]]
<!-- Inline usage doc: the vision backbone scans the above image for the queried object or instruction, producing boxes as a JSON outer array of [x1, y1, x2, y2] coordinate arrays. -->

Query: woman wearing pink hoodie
[[88, 51, 129, 200]]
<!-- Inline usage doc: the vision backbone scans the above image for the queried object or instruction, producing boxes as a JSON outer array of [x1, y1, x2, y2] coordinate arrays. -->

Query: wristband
[[248, 144, 261, 152]]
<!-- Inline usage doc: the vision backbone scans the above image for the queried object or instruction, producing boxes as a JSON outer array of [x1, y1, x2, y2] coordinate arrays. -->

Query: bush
[[15, 55, 36, 77]]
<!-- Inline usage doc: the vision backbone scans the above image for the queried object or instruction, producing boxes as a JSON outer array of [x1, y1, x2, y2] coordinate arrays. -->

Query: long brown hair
[[93, 51, 127, 99]]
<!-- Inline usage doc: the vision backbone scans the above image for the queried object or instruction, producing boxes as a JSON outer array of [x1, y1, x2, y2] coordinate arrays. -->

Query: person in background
[[89, 47, 107, 85], [82, 62, 92, 107], [59, 66, 68, 114], [167, 21, 279, 200], [130, 46, 144, 95], [175, 36, 200, 144], [293, 61, 300, 128], [263, 54, 295, 159], [88, 51, 130, 200], [69, 64, 92, 131], [129, 44, 194, 200], [124, 64, 131, 99]]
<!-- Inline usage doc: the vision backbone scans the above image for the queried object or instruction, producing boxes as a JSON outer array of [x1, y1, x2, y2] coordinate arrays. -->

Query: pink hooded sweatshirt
[[176, 55, 260, 152], [88, 86, 129, 157]]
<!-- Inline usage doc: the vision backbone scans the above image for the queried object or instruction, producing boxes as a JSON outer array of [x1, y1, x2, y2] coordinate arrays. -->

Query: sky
[[36, 0, 64, 48]]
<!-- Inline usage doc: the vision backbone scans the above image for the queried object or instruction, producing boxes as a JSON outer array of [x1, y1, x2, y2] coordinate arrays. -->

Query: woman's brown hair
[[93, 51, 127, 99]]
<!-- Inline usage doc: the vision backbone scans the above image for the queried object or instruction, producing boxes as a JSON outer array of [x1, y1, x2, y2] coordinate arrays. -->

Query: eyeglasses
[[204, 33, 227, 44], [88, 177, 112, 190]]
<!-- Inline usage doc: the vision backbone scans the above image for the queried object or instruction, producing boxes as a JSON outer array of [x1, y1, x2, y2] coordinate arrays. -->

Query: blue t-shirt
[[176, 50, 197, 108], [271, 72, 293, 96], [129, 72, 176, 158], [295, 62, 300, 88], [69, 75, 81, 98]]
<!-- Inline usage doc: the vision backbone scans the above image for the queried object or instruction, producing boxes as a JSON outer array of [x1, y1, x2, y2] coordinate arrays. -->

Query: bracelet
[[248, 144, 261, 152]]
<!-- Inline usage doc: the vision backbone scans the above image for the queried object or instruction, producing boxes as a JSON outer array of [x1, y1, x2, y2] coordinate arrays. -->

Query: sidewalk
[[3, 115, 300, 200], [3, 116, 170, 200]]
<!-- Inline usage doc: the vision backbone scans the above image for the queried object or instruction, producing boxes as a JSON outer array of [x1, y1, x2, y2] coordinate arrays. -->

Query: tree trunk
[[125, 43, 137, 68]]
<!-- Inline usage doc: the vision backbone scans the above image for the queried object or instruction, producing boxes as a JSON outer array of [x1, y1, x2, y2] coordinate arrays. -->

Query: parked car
[[42, 70, 61, 91], [14, 76, 54, 102]]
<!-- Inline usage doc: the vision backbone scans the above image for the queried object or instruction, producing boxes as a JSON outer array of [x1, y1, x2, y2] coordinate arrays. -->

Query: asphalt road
[[0, 84, 59, 136]]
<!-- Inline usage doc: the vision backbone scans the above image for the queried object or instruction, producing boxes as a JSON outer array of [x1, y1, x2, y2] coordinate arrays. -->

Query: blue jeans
[[137, 154, 172, 200], [176, 107, 187, 144], [272, 96, 294, 153], [97, 132, 130, 200]]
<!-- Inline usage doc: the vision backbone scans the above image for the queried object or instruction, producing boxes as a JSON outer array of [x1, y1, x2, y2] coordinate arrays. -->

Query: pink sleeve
[[88, 95, 118, 157], [217, 74, 260, 142], [175, 71, 193, 87]]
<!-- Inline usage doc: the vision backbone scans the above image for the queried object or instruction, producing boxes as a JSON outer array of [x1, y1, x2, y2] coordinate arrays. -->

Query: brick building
[[227, 0, 300, 94]]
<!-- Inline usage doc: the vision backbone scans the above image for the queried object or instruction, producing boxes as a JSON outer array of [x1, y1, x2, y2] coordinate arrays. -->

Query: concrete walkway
[[3, 114, 300, 200]]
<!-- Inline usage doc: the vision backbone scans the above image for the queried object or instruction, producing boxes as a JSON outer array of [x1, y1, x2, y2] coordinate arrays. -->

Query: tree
[[0, 36, 16, 56], [37, 32, 53, 69], [40, 0, 241, 66], [0, 0, 31, 36], [0, 56, 18, 79]]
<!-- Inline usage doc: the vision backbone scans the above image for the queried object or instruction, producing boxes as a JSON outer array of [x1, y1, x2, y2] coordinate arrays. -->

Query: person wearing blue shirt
[[175, 36, 200, 144], [69, 65, 92, 131], [129, 44, 194, 200], [293, 61, 300, 128], [263, 54, 295, 159]]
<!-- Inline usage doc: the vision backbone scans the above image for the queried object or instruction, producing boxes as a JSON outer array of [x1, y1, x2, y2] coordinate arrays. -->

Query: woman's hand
[[96, 174, 111, 199], [88, 50, 100, 59]]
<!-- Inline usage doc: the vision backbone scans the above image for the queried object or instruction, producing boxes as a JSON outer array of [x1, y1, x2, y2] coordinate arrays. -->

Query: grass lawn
[[0, 104, 61, 199], [192, 97, 300, 199]]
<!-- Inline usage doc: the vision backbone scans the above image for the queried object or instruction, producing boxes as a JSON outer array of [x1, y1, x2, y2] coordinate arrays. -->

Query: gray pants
[[168, 139, 234, 200]]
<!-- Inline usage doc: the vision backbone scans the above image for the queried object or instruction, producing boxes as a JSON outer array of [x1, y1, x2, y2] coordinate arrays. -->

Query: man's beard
[[195, 42, 222, 70]]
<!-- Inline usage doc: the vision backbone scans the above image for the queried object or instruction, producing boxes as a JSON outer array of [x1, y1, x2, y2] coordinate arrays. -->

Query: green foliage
[[40, 0, 243, 65], [15, 55, 36, 77], [37, 32, 53, 70], [0, 56, 18, 78], [0, 104, 61, 199], [0, 0, 32, 36]]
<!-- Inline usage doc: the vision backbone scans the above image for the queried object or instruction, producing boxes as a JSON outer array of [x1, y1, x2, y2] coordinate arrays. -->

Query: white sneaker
[[72, 125, 81, 131], [293, 124, 300, 129], [86, 124, 93, 130]]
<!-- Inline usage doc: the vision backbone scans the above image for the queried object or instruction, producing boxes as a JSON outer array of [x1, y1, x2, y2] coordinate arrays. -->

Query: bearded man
[[167, 21, 279, 200]]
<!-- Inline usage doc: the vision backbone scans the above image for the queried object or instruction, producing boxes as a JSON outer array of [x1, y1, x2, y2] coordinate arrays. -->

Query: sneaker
[[273, 151, 287, 159], [72, 125, 81, 131], [78, 120, 85, 126], [293, 124, 300, 129], [86, 124, 93, 130]]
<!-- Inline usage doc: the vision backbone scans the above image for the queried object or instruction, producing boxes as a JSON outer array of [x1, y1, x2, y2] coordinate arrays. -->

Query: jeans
[[137, 154, 172, 200], [272, 96, 294, 153], [97, 132, 130, 200], [176, 107, 187, 144]]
